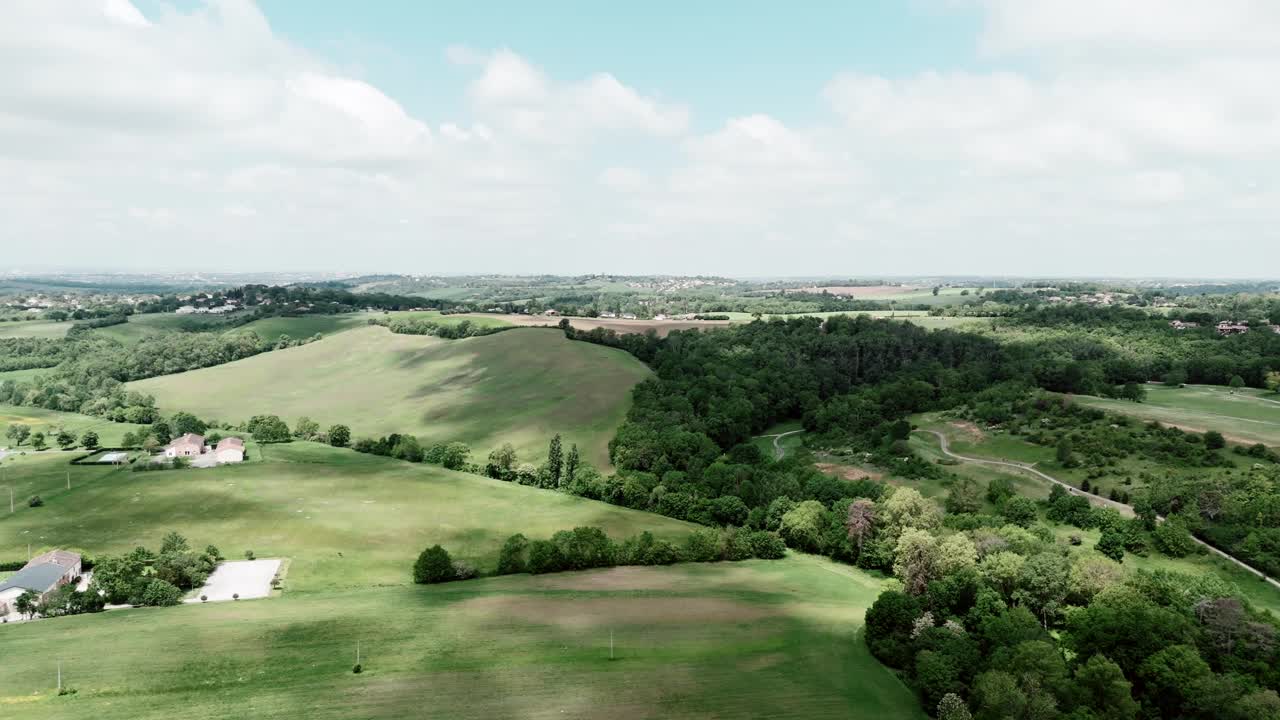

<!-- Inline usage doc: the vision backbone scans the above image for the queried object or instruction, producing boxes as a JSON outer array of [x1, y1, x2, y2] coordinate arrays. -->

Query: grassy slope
[[0, 557, 919, 720], [0, 405, 149, 449], [0, 368, 49, 384], [1077, 384, 1280, 447], [129, 326, 647, 468], [0, 321, 71, 339], [0, 444, 921, 720]]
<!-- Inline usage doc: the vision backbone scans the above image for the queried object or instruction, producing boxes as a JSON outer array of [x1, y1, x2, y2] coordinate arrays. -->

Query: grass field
[[0, 404, 149, 450], [0, 320, 71, 339], [130, 326, 648, 469], [1078, 384, 1280, 447], [0, 556, 920, 720], [0, 442, 922, 720], [0, 443, 697, 590], [0, 368, 49, 384]]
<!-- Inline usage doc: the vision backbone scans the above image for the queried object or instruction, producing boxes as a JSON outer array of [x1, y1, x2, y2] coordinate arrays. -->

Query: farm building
[[214, 437, 245, 463], [165, 433, 205, 458], [0, 550, 82, 617]]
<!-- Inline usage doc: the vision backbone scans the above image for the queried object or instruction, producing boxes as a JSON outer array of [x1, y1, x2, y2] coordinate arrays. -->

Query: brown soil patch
[[948, 421, 986, 443], [463, 314, 731, 338], [519, 566, 685, 592], [453, 595, 775, 630], [815, 462, 883, 482], [785, 285, 917, 297]]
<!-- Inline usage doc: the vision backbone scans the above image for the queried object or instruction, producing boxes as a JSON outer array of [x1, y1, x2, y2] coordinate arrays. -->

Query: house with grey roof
[[0, 550, 82, 618]]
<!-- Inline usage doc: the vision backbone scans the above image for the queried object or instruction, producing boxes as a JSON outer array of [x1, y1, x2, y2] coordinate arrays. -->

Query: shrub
[[137, 578, 183, 607], [244, 550, 255, 561], [352, 664, 362, 674], [747, 531, 787, 559], [451, 561, 477, 581], [327, 424, 351, 447], [27, 495, 43, 508], [496, 533, 529, 575], [413, 545, 456, 584], [683, 529, 721, 562]]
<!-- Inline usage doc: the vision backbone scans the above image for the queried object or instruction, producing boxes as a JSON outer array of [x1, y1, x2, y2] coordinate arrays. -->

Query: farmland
[[1077, 384, 1280, 447], [0, 556, 919, 720], [0, 404, 149, 449], [0, 320, 70, 339], [0, 442, 921, 720], [130, 326, 648, 468]]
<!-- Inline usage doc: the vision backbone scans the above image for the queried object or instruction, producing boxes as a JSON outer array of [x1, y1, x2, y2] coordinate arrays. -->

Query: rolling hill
[[129, 326, 648, 468]]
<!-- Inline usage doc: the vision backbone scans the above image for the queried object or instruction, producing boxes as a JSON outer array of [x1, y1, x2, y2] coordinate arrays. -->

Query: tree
[[15, 589, 40, 619], [169, 411, 207, 437], [1055, 438, 1076, 467], [1204, 430, 1226, 450], [5, 423, 30, 446], [486, 443, 518, 479], [31, 431, 47, 451], [845, 499, 876, 553], [893, 528, 941, 594], [779, 500, 829, 553], [1016, 552, 1070, 627], [881, 487, 942, 538], [248, 414, 291, 443], [1136, 644, 1215, 718], [327, 424, 350, 447], [81, 430, 99, 451], [138, 578, 183, 606], [1000, 496, 1038, 528], [1153, 517, 1197, 557], [562, 443, 580, 489], [980, 551, 1025, 598], [440, 442, 471, 470], [1266, 371, 1280, 394], [945, 476, 982, 514], [413, 545, 455, 584], [1095, 530, 1126, 562], [293, 416, 320, 440], [1163, 368, 1188, 387], [1229, 374, 1246, 391], [986, 476, 1015, 505], [151, 419, 172, 442], [546, 434, 563, 484], [1074, 655, 1139, 720], [496, 533, 528, 574], [936, 693, 972, 720], [55, 428, 77, 449], [1120, 382, 1146, 402]]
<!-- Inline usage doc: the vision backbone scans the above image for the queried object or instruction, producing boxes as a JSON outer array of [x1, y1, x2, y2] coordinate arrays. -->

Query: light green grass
[[1078, 384, 1280, 447], [0, 555, 921, 720], [91, 313, 242, 344], [0, 321, 71, 339], [0, 404, 149, 449], [0, 443, 697, 590], [0, 368, 49, 384], [130, 327, 646, 468]]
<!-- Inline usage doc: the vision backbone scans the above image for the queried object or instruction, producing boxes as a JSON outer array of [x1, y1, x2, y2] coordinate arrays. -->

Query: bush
[[413, 545, 456, 584], [328, 424, 351, 447], [496, 533, 529, 575], [527, 539, 565, 574], [247, 414, 291, 443], [137, 578, 183, 607], [683, 529, 721, 562], [747, 531, 787, 559], [451, 561, 477, 581], [27, 495, 43, 508]]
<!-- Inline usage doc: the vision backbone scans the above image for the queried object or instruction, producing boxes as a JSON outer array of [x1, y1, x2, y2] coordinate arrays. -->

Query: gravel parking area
[[188, 559, 281, 603]]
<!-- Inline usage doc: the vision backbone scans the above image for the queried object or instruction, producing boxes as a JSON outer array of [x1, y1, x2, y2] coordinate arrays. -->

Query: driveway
[[188, 559, 281, 603]]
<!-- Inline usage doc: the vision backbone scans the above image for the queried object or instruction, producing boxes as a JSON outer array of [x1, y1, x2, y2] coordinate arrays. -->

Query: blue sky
[[3, 1, 1279, 277]]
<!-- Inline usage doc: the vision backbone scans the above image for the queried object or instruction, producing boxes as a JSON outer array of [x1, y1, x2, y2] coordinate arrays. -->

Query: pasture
[[467, 313, 730, 337], [129, 327, 647, 468], [0, 320, 70, 339], [0, 556, 920, 720], [0, 404, 149, 449], [1077, 384, 1280, 447], [0, 443, 697, 591]]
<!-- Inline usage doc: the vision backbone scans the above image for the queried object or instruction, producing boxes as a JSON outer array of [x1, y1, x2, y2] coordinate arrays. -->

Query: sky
[[2, 1, 1279, 278]]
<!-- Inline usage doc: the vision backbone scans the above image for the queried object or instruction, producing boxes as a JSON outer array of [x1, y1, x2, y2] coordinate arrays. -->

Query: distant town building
[[1216, 321, 1251, 336], [1169, 320, 1199, 330]]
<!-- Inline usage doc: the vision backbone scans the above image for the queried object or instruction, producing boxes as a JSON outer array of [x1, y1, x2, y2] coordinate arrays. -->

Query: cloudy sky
[[3, 1, 1278, 277]]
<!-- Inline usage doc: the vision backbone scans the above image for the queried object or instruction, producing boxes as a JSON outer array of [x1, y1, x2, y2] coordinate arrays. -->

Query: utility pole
[[57, 660, 62, 692], [6, 485, 11, 514], [66, 471, 70, 490], [356, 640, 361, 666], [610, 630, 614, 661]]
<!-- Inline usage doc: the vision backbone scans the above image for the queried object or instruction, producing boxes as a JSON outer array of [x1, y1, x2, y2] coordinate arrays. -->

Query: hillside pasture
[[0, 556, 920, 720], [129, 326, 648, 468], [0, 404, 149, 449], [0, 320, 71, 339], [0, 367, 48, 384], [464, 313, 731, 337], [1077, 384, 1280, 447]]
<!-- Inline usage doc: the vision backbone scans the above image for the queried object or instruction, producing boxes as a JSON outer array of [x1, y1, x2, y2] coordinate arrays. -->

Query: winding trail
[[754, 430, 804, 459], [915, 429, 1280, 591]]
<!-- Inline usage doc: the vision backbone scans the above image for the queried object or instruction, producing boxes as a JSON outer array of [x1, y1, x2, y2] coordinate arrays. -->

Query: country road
[[915, 429, 1280, 592], [754, 430, 804, 459]]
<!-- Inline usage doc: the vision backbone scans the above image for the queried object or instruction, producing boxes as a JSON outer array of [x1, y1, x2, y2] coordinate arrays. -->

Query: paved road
[[915, 429, 1280, 591], [755, 430, 804, 459]]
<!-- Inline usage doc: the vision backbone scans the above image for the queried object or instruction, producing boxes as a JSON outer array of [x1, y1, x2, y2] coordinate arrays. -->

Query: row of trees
[[3, 424, 99, 451], [413, 525, 787, 584], [90, 532, 223, 608]]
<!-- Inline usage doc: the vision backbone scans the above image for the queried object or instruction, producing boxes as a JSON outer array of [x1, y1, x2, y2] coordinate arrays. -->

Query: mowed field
[[1077, 384, 1280, 447], [0, 441, 921, 720], [463, 313, 731, 337], [0, 557, 919, 720], [0, 404, 150, 449], [129, 326, 648, 468], [0, 320, 71, 339]]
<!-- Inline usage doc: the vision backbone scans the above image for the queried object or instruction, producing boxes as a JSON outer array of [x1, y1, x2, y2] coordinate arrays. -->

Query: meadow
[[0, 368, 48, 384], [0, 320, 70, 339], [0, 557, 920, 720], [0, 404, 149, 449], [0, 440, 922, 720], [129, 327, 647, 468], [1077, 384, 1280, 447]]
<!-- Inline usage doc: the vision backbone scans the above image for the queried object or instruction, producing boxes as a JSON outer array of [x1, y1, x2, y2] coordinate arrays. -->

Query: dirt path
[[915, 429, 1280, 591], [754, 430, 804, 459]]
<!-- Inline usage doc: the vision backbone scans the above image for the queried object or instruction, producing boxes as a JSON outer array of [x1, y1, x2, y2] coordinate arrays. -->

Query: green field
[[0, 556, 919, 720], [0, 367, 49, 384], [0, 320, 71, 339], [0, 405, 149, 450], [0, 443, 921, 720], [1078, 384, 1280, 447], [130, 327, 648, 469]]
